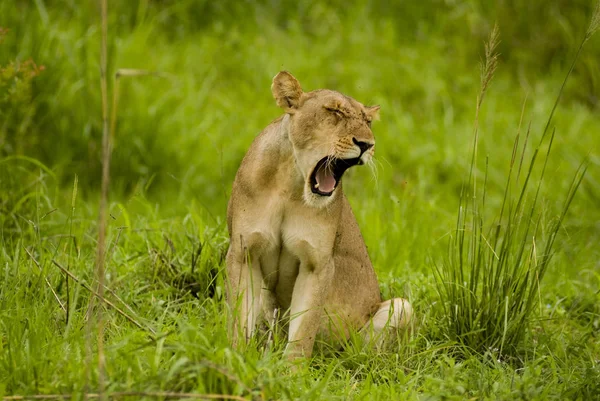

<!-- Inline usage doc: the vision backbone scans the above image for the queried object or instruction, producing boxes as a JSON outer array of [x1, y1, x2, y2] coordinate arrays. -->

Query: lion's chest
[[257, 198, 337, 309]]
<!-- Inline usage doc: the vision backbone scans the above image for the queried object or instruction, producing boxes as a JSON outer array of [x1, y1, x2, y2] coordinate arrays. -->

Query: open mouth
[[310, 156, 362, 196]]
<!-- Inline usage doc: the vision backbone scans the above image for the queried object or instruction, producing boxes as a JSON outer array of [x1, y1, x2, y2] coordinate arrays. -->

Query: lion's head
[[271, 71, 380, 207]]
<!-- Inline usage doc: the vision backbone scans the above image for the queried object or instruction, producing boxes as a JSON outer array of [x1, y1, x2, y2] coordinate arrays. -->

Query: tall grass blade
[[435, 13, 597, 359]]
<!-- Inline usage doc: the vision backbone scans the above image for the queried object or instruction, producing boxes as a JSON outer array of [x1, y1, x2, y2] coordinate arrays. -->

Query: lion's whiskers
[[325, 142, 338, 173], [368, 154, 380, 187]]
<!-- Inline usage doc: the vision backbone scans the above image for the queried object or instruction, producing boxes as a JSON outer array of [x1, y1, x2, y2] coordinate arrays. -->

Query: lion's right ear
[[271, 71, 303, 113]]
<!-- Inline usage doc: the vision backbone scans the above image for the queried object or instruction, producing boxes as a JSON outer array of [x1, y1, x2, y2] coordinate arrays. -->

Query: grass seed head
[[479, 24, 500, 108], [586, 0, 600, 42]]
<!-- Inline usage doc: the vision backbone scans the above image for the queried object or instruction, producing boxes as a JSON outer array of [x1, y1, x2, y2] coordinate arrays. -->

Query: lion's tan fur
[[226, 72, 411, 358]]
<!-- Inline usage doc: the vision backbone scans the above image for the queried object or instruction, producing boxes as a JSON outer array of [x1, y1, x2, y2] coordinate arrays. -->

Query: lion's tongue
[[316, 166, 336, 193]]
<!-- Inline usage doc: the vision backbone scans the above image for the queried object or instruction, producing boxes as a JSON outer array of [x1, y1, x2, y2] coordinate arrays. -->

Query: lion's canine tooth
[[315, 183, 320, 189]]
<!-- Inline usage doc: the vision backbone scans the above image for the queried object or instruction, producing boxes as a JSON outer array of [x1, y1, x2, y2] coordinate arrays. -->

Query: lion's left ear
[[365, 105, 381, 121], [271, 71, 303, 113]]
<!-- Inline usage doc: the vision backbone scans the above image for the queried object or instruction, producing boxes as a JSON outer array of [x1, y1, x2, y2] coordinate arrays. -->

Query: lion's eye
[[367, 120, 372, 128], [325, 107, 344, 118]]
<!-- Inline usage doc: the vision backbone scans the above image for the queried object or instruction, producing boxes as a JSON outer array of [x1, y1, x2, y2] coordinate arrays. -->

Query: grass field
[[1, 1, 600, 400]]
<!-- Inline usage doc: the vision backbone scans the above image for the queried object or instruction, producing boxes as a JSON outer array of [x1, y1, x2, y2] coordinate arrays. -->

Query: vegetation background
[[1, 0, 599, 399]]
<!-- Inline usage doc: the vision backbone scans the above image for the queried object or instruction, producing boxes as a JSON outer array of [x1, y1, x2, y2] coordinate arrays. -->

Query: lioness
[[226, 71, 412, 358]]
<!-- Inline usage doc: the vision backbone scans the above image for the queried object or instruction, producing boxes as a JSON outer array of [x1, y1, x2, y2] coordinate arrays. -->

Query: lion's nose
[[353, 138, 374, 154]]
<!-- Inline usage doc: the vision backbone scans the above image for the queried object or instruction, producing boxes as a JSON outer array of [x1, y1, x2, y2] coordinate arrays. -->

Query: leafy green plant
[[0, 28, 45, 155], [435, 8, 599, 359]]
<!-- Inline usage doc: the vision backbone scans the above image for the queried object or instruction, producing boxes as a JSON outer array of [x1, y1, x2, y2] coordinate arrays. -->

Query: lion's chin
[[302, 184, 339, 208]]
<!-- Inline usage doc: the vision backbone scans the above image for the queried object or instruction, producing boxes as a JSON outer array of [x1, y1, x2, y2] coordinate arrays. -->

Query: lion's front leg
[[286, 259, 334, 359], [226, 234, 272, 349]]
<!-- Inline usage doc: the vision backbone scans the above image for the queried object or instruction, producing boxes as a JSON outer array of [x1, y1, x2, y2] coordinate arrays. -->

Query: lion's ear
[[271, 71, 303, 113], [365, 105, 381, 121]]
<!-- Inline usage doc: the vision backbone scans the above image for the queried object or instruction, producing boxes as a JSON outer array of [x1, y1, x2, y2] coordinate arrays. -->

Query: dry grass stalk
[[23, 247, 66, 313], [102, 227, 139, 316], [100, 278, 138, 317], [51, 260, 155, 334], [95, 0, 110, 397], [92, 17, 168, 396], [67, 174, 79, 324]]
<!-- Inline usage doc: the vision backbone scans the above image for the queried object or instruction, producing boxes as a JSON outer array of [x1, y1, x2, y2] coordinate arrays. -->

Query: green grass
[[434, 23, 591, 361], [1, 1, 600, 400]]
